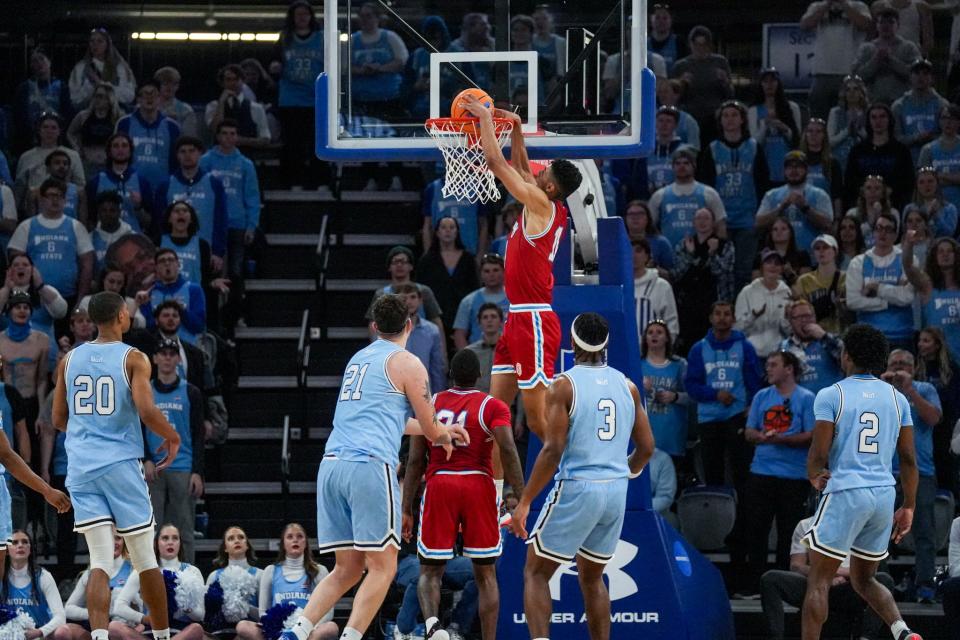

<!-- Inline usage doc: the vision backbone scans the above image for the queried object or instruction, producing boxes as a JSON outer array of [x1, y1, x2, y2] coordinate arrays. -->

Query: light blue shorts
[[0, 477, 11, 550], [528, 478, 628, 564], [315, 455, 401, 553], [68, 459, 155, 535], [802, 486, 896, 562]]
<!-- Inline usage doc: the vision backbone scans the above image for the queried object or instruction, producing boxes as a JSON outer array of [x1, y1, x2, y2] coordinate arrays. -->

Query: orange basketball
[[451, 88, 494, 119]]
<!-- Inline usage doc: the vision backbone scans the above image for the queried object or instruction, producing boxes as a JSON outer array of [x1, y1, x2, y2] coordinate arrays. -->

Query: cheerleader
[[205, 526, 262, 623], [61, 530, 132, 640], [234, 524, 337, 640], [1, 530, 68, 640], [109, 524, 205, 640]]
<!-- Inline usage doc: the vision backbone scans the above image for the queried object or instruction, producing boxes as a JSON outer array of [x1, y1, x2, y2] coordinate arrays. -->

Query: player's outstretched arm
[[626, 381, 655, 477], [128, 350, 181, 471], [461, 96, 551, 217], [395, 352, 467, 448], [893, 425, 918, 543], [52, 357, 69, 433], [806, 420, 836, 491], [509, 376, 571, 539], [0, 430, 70, 513]]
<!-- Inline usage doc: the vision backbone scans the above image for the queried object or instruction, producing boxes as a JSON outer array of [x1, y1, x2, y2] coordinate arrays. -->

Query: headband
[[571, 315, 609, 353]]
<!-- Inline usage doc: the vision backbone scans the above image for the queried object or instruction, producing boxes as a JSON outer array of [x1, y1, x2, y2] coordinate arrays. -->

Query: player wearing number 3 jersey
[[801, 324, 923, 640], [509, 313, 654, 640]]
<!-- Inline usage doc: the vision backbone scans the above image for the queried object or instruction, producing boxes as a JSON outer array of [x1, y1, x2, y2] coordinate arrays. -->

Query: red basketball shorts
[[492, 304, 560, 389], [417, 473, 501, 560]]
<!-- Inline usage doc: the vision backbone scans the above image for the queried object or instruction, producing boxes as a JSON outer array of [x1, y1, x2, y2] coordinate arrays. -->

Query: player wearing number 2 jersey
[[801, 324, 923, 640], [509, 313, 654, 640], [53, 292, 181, 640], [402, 349, 525, 640]]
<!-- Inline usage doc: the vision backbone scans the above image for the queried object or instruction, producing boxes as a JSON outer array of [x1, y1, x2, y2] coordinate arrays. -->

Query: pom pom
[[259, 602, 297, 640], [175, 569, 206, 617], [203, 582, 226, 631], [283, 607, 303, 633], [219, 566, 258, 623], [0, 609, 36, 640], [162, 569, 179, 619]]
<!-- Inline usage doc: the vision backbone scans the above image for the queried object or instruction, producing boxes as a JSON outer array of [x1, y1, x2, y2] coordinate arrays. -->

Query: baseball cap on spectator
[[759, 67, 780, 79], [156, 338, 180, 354], [760, 248, 784, 264], [811, 234, 838, 251], [7, 290, 32, 310], [386, 246, 415, 267], [784, 150, 808, 167]]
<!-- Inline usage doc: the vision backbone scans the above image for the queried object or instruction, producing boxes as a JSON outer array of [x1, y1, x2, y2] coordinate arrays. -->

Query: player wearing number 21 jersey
[[801, 324, 922, 640]]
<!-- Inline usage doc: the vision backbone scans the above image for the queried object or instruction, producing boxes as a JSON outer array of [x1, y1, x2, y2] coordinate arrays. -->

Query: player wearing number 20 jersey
[[64, 341, 155, 534], [802, 374, 913, 561], [418, 389, 511, 561]]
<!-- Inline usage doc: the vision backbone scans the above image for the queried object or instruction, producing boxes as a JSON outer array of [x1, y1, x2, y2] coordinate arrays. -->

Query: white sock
[[425, 616, 439, 633], [152, 628, 170, 640], [291, 616, 315, 640], [340, 628, 362, 640], [890, 620, 909, 638], [533, 637, 550, 640], [91, 630, 108, 640]]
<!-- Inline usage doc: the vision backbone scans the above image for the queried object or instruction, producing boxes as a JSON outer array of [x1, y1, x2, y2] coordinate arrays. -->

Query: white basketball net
[[425, 118, 513, 203]]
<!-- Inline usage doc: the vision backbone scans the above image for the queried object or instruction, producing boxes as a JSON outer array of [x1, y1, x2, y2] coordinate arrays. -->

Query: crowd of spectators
[[2, 0, 960, 638]]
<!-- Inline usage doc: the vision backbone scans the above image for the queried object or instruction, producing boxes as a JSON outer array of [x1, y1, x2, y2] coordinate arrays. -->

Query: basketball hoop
[[425, 117, 513, 203]]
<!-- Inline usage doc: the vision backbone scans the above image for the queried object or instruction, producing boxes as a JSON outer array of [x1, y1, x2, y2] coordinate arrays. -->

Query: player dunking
[[401, 349, 526, 640], [461, 96, 583, 475], [509, 313, 655, 640], [802, 324, 922, 640], [52, 292, 182, 640], [281, 295, 468, 640]]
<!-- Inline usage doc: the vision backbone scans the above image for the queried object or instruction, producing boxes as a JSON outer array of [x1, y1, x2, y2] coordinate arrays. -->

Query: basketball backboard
[[316, 0, 655, 161]]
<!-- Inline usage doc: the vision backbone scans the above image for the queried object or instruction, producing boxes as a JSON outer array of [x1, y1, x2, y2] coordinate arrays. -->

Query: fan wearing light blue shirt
[[881, 349, 942, 603], [742, 350, 815, 595], [452, 254, 508, 351], [755, 151, 834, 263], [801, 324, 922, 640]]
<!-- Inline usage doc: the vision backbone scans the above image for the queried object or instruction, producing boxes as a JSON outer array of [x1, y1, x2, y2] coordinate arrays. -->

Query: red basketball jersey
[[426, 389, 512, 478], [503, 201, 569, 305]]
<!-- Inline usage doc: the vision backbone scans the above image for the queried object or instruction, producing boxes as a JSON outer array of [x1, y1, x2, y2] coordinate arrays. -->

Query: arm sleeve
[[6, 220, 30, 253], [844, 255, 887, 311], [674, 358, 690, 405], [74, 221, 94, 254], [734, 286, 758, 332], [813, 385, 840, 422], [811, 188, 834, 221], [64, 570, 90, 621], [188, 384, 205, 476], [748, 107, 764, 142], [243, 160, 262, 229], [827, 108, 848, 146], [258, 565, 273, 613], [38, 570, 66, 636], [747, 390, 764, 430], [115, 64, 137, 106], [212, 179, 228, 257], [650, 453, 676, 513], [704, 186, 726, 220], [251, 104, 271, 141], [182, 284, 207, 334], [683, 343, 718, 403], [484, 398, 513, 430], [949, 518, 960, 578]]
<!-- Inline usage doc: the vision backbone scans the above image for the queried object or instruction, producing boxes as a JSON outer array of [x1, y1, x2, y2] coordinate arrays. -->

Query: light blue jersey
[[758, 184, 834, 257], [279, 31, 324, 107], [640, 357, 687, 457], [556, 364, 635, 481], [270, 564, 314, 608], [710, 139, 759, 230], [147, 379, 193, 473], [658, 182, 707, 249], [26, 216, 79, 297], [813, 375, 912, 494], [326, 339, 412, 466], [927, 139, 960, 208], [923, 289, 960, 364], [161, 234, 202, 283], [64, 342, 143, 486], [423, 179, 480, 253]]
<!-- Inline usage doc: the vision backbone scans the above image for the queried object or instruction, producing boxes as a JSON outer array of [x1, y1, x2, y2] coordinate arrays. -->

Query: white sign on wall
[[762, 23, 817, 92]]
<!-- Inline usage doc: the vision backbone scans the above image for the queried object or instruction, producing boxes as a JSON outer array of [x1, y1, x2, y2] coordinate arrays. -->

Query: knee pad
[[123, 528, 158, 572], [84, 524, 116, 573]]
